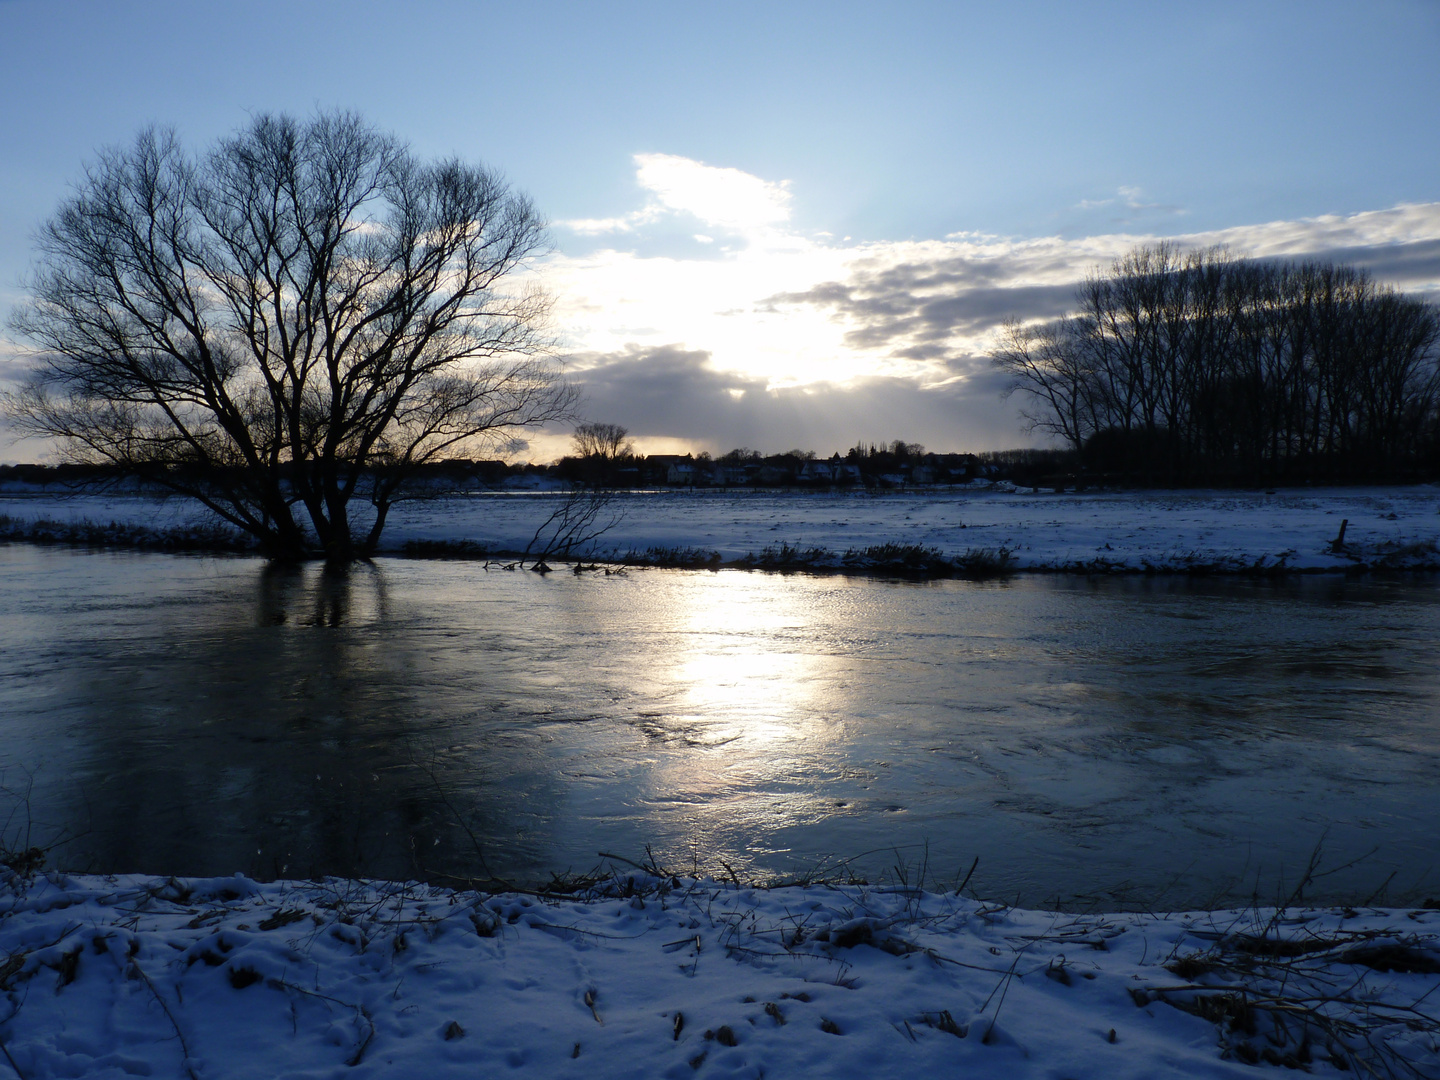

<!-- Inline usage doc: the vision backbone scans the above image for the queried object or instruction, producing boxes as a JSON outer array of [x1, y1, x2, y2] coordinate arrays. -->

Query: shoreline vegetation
[[1, 850, 1436, 1078], [4, 495, 1439, 577]]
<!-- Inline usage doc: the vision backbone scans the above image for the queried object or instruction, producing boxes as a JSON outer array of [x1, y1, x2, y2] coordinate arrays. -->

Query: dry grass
[[0, 514, 252, 553]]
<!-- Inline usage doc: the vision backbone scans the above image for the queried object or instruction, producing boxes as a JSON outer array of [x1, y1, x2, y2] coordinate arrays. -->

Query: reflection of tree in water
[[256, 560, 376, 628], [36, 558, 562, 883]]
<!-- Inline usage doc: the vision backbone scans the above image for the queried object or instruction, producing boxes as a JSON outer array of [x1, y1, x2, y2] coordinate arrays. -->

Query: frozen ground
[[3, 484, 1440, 571], [1, 867, 1435, 1079]]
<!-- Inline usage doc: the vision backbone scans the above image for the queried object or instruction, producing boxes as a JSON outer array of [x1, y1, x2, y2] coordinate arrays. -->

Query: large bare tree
[[990, 317, 1098, 452], [5, 111, 575, 560]]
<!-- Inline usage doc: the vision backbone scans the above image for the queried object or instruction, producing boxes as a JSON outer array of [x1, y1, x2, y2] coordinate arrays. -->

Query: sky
[[2, 0, 1439, 462]]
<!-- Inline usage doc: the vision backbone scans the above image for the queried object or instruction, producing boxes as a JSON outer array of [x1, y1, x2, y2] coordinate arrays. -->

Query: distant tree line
[[552, 428, 983, 488], [2, 441, 998, 493], [992, 244, 1440, 483]]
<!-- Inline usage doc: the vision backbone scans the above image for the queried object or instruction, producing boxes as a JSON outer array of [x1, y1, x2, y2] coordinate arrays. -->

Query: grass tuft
[[618, 546, 723, 569], [842, 543, 951, 576], [951, 547, 1015, 578], [740, 542, 835, 569]]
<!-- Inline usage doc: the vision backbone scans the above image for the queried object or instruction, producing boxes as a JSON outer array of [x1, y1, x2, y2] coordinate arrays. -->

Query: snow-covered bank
[[5, 485, 1440, 573], [384, 486, 1440, 573], [1, 868, 1435, 1079]]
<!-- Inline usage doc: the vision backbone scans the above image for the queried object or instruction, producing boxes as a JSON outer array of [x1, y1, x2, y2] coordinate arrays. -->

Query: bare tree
[[991, 317, 1097, 451], [571, 422, 634, 461], [5, 112, 576, 560], [520, 488, 624, 568]]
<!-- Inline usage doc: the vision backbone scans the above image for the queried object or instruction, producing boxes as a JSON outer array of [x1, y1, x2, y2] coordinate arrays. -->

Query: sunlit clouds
[[9, 145, 1440, 464], [530, 154, 1440, 459], [635, 153, 792, 235]]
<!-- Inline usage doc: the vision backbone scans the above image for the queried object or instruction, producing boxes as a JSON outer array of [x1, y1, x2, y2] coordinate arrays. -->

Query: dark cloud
[[762, 236, 1440, 375], [765, 261, 1077, 357], [1291, 238, 1440, 301], [562, 343, 1032, 454]]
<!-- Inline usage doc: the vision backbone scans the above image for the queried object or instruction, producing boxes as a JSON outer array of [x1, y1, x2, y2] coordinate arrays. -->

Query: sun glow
[[542, 154, 1440, 413]]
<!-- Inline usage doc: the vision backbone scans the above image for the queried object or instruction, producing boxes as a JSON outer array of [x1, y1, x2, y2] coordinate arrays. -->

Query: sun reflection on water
[[664, 573, 829, 738], [616, 573, 855, 868]]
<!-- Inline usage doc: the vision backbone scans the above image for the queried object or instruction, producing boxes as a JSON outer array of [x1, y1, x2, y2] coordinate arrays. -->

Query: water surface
[[2, 545, 1437, 907]]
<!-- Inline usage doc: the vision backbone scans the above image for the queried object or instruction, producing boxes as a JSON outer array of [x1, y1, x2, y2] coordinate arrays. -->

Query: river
[[1, 544, 1436, 908]]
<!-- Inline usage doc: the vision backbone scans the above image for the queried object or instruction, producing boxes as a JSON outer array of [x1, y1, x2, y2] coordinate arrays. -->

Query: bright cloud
[[561, 213, 658, 236], [557, 153, 792, 238], [632, 152, 791, 232]]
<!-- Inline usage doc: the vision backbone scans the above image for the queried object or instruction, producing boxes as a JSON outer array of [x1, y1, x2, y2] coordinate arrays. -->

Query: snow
[[5, 484, 1440, 571], [387, 486, 1440, 572], [2, 867, 1435, 1079]]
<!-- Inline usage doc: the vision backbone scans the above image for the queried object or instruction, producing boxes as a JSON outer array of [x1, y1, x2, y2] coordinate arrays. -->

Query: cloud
[[1317, 236, 1440, 282], [1206, 203, 1440, 267], [634, 153, 791, 232], [556, 152, 792, 239], [765, 273, 1076, 358], [747, 204, 1440, 381], [561, 212, 659, 236], [1076, 185, 1185, 217], [559, 343, 1026, 455]]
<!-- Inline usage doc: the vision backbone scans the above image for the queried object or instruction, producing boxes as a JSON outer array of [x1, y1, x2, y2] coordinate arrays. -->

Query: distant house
[[799, 460, 834, 483], [926, 453, 978, 483], [469, 459, 514, 484], [637, 454, 695, 485], [831, 457, 862, 484]]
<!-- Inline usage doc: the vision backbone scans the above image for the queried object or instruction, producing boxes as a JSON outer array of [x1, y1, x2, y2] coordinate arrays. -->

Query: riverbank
[[0, 864, 1435, 1079], [4, 485, 1440, 574]]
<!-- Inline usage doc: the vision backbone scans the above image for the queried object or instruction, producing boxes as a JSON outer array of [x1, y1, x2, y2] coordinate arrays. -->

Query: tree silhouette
[[6, 111, 575, 560]]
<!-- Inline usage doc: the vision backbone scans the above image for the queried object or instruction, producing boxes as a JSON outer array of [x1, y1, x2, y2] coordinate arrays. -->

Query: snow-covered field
[[2, 867, 1435, 1079], [4, 484, 1440, 572], [389, 485, 1440, 572]]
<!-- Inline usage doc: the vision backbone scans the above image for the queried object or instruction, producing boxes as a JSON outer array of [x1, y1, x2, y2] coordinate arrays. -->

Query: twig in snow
[[129, 959, 199, 1080], [955, 856, 979, 897], [979, 950, 1025, 1045], [0, 1033, 26, 1080]]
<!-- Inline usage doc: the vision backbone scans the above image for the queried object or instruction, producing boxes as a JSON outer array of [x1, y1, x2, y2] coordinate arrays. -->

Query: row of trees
[[993, 245, 1440, 482]]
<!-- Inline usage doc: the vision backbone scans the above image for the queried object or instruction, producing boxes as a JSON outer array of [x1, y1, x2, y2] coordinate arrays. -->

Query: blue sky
[[3, 0, 1439, 459]]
